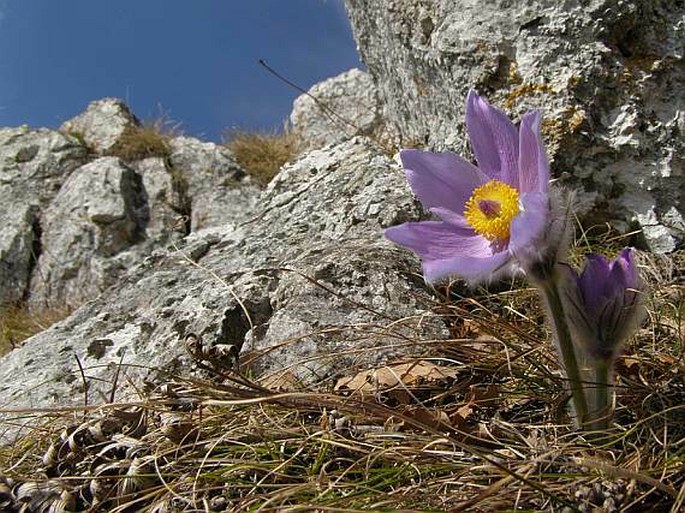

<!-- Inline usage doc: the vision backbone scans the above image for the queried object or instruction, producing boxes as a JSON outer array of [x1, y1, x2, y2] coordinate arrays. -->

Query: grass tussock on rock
[[0, 246, 683, 512], [225, 127, 299, 186], [106, 116, 181, 162]]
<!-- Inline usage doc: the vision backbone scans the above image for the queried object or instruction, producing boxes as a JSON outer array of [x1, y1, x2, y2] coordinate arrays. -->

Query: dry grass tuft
[[224, 127, 300, 186], [0, 304, 71, 357], [107, 116, 182, 162], [1, 247, 683, 512]]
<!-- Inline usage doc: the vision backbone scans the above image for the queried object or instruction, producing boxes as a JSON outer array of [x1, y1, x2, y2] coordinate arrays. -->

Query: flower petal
[[465, 90, 519, 187], [518, 110, 549, 193], [384, 219, 512, 283], [558, 263, 598, 341], [508, 192, 550, 257], [429, 207, 471, 229], [423, 251, 512, 284], [578, 254, 612, 312], [612, 248, 639, 290], [400, 149, 487, 212], [384, 221, 491, 261]]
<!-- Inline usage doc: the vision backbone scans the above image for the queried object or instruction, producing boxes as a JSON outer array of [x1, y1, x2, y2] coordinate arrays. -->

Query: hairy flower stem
[[538, 274, 589, 428], [587, 360, 612, 431]]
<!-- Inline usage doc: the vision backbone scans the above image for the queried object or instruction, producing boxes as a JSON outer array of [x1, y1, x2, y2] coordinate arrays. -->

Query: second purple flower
[[562, 248, 644, 362]]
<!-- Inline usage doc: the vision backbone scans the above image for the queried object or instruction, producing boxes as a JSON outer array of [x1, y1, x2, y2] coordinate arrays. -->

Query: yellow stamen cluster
[[464, 179, 520, 241]]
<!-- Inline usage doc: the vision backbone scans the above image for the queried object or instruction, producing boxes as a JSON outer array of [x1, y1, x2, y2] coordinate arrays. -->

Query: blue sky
[[0, 0, 362, 142]]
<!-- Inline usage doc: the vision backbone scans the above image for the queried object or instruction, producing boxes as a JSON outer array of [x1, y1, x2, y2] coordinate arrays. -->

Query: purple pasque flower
[[385, 90, 552, 284], [562, 248, 644, 361]]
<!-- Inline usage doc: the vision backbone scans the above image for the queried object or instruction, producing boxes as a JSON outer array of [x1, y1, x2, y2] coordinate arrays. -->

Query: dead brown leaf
[[334, 360, 459, 398]]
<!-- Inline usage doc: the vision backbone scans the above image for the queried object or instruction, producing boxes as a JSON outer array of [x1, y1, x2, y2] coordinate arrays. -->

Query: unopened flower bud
[[562, 248, 645, 362]]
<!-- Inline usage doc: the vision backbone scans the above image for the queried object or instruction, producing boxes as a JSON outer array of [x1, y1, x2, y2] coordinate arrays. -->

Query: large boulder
[[28, 157, 149, 310], [0, 137, 442, 423], [290, 68, 379, 151], [344, 0, 685, 251], [0, 127, 88, 305], [0, 127, 88, 201]]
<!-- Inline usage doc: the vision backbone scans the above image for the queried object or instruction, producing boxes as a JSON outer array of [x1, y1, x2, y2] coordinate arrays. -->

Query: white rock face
[[290, 68, 379, 151], [0, 127, 88, 305], [0, 203, 38, 305], [344, 0, 685, 251], [60, 98, 139, 153], [0, 100, 266, 312], [130, 157, 184, 239], [1, 94, 447, 428], [0, 137, 444, 423], [28, 157, 149, 309]]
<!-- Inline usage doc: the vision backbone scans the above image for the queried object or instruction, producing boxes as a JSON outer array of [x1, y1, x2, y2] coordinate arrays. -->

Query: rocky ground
[[0, 71, 445, 421]]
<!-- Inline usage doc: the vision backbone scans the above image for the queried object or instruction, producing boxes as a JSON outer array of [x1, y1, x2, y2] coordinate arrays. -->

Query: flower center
[[463, 179, 520, 241]]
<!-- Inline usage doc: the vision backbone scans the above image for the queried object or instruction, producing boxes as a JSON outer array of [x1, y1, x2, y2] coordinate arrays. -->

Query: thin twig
[[73, 354, 89, 420]]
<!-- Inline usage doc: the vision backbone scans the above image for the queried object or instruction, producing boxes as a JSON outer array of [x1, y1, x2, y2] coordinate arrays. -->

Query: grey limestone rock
[[0, 103, 262, 312], [22, 137, 258, 311], [130, 157, 186, 240], [60, 98, 139, 154], [0, 127, 88, 305], [28, 157, 149, 309], [0, 203, 39, 305], [0, 126, 89, 204], [232, 138, 438, 382], [168, 136, 259, 232], [344, 0, 685, 251], [0, 137, 443, 425], [290, 68, 379, 151]]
